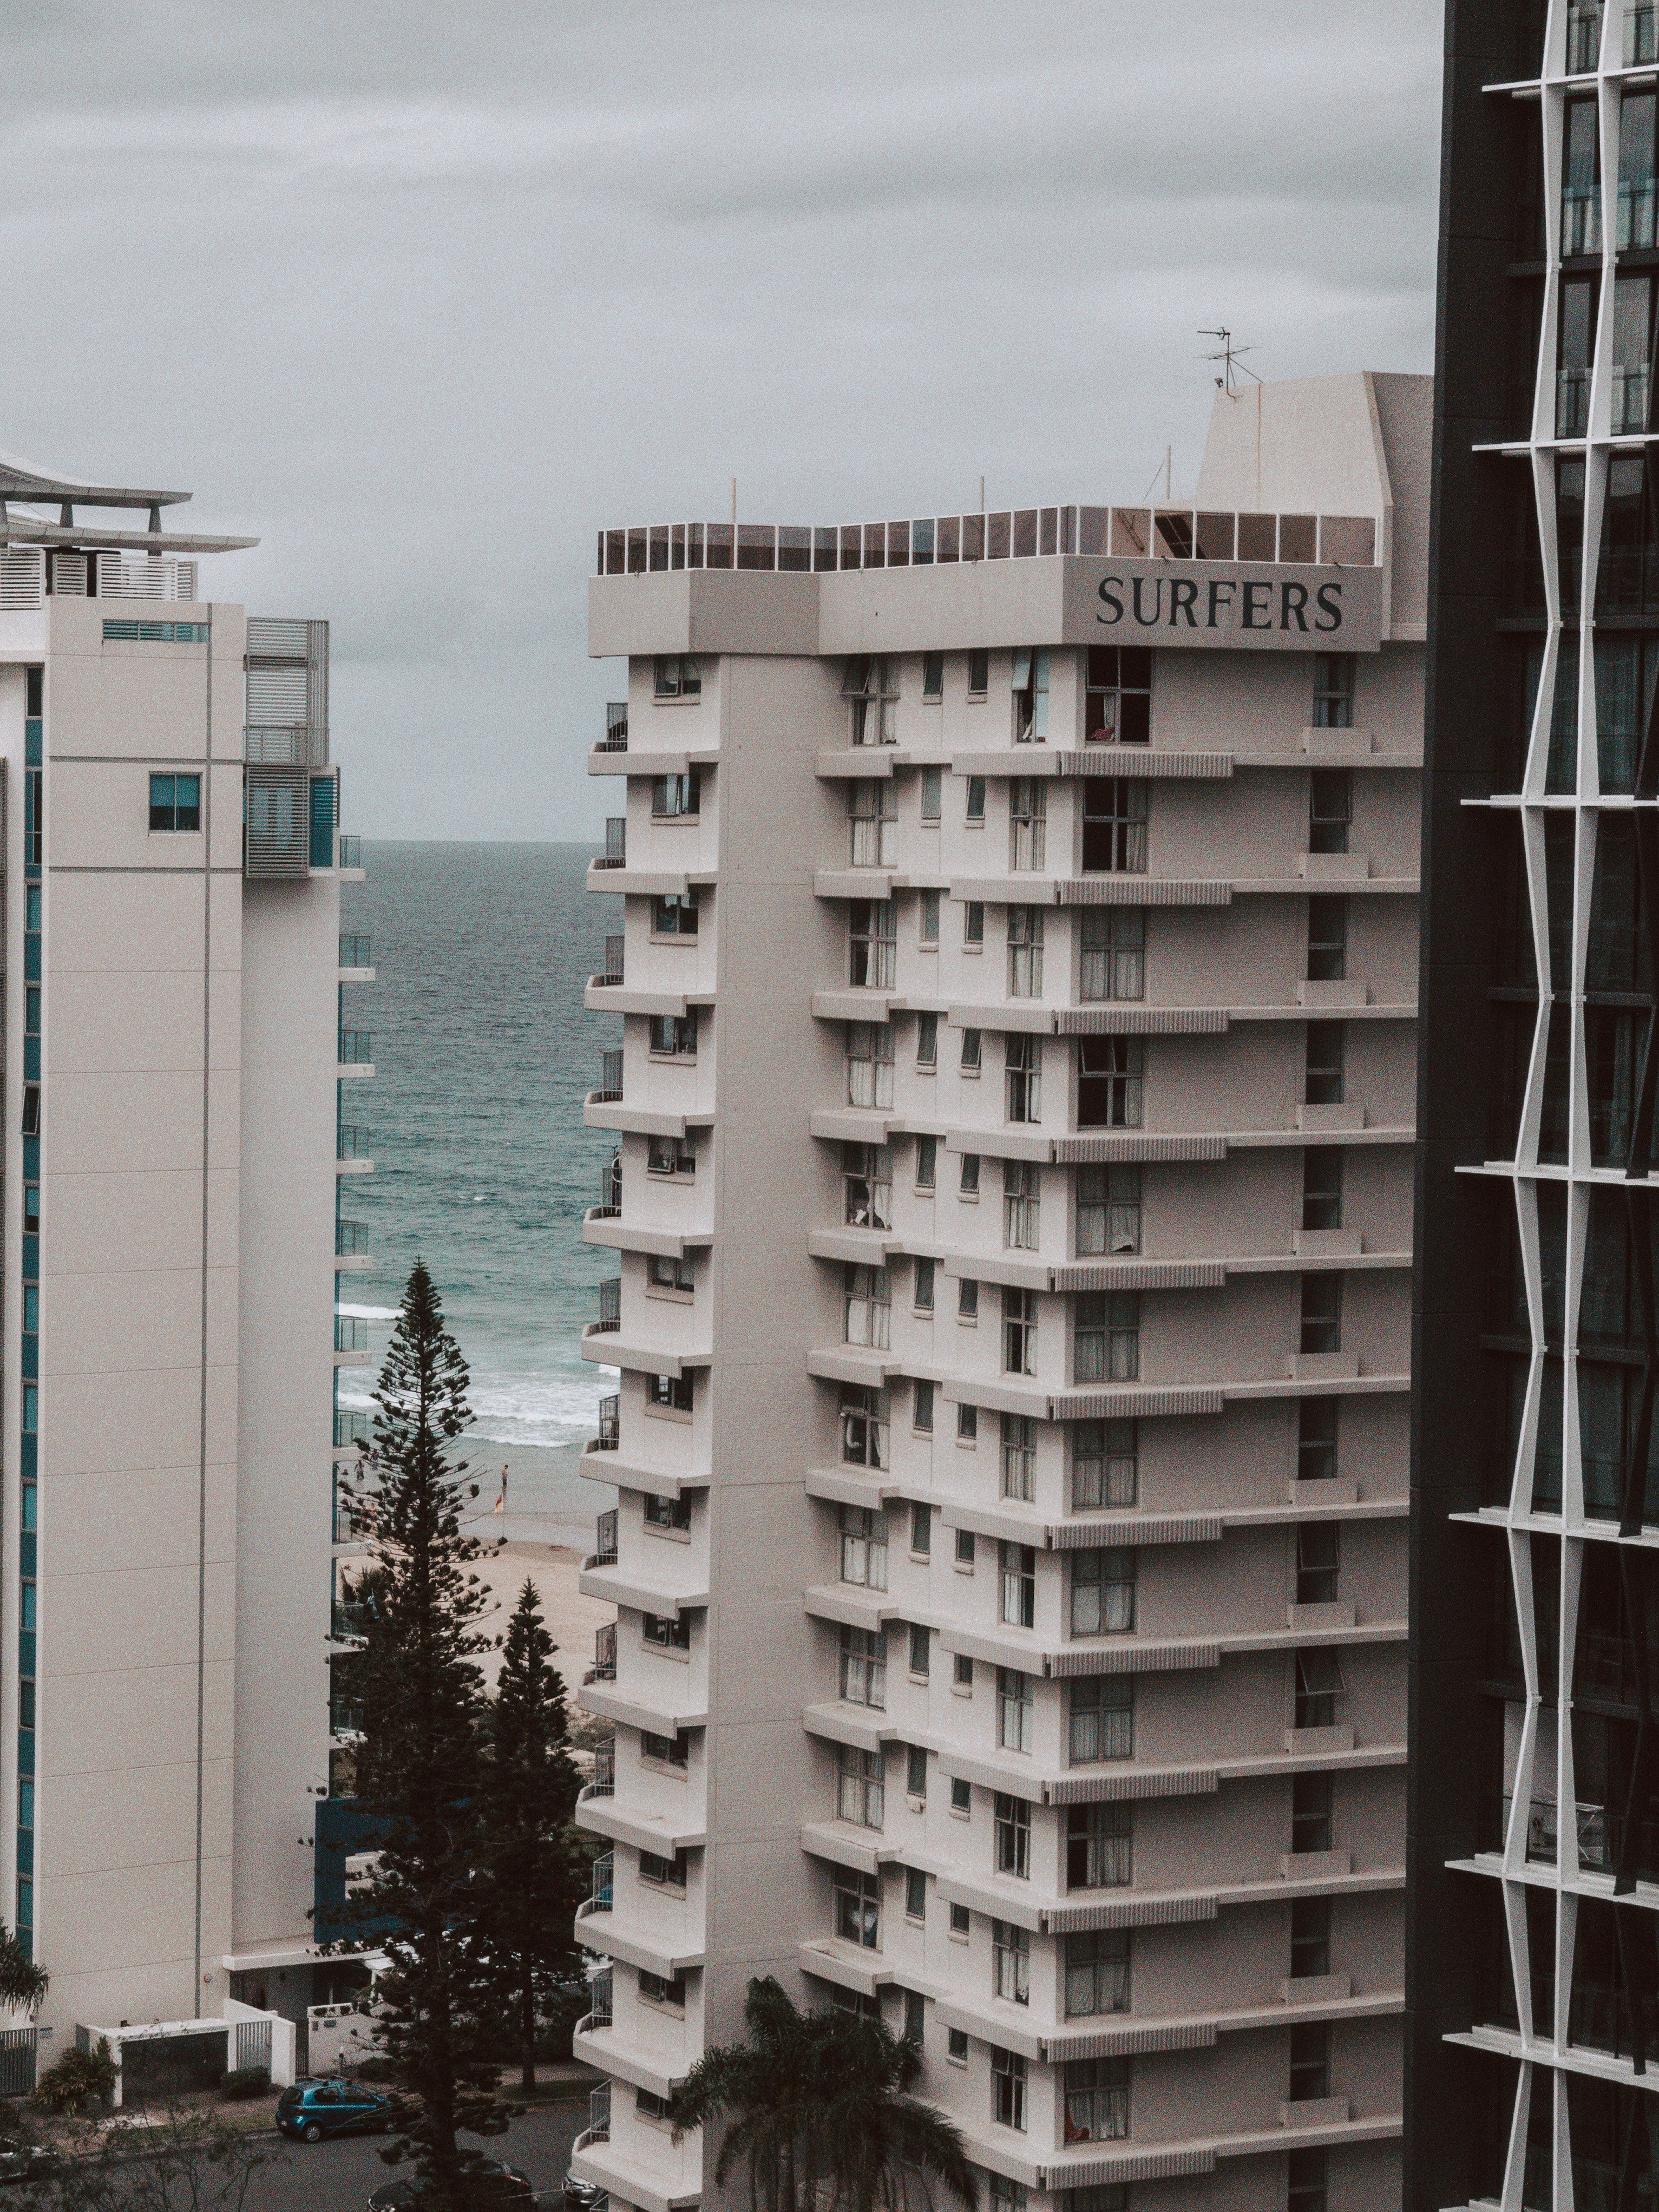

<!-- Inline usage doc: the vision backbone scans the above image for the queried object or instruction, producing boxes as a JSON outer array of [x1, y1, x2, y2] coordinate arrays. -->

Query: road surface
[[237, 2099, 586, 2212]]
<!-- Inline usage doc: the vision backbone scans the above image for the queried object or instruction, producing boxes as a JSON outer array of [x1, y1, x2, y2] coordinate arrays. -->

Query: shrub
[[35, 2039, 116, 2115], [219, 2066, 271, 2101]]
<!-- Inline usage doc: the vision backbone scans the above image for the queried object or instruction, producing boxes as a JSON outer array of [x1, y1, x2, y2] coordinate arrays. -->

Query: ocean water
[[337, 843, 620, 1548]]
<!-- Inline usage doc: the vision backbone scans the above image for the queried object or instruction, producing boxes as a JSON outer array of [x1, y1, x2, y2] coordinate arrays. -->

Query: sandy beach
[[467, 1534, 615, 1694]]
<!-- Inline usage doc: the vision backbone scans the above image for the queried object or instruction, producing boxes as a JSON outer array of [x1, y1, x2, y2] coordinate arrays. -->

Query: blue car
[[276, 2077, 392, 2143]]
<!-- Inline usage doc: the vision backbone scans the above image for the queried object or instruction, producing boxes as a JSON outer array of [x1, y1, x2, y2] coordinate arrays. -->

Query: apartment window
[[1078, 1037, 1144, 1128], [922, 652, 945, 701], [964, 902, 986, 949], [1291, 1896, 1332, 1981], [991, 2047, 1027, 2131], [920, 766, 943, 822], [850, 900, 897, 989], [1003, 1288, 1038, 1377], [1071, 1548, 1136, 1636], [651, 771, 700, 818], [1299, 1400, 1339, 1482], [909, 1627, 932, 1680], [1072, 1417, 1137, 1509], [996, 1668, 1034, 1753], [639, 1848, 688, 1888], [644, 1493, 692, 1532], [992, 1919, 1030, 2004], [1079, 908, 1145, 1001], [834, 1865, 881, 1948], [641, 1611, 691, 1652], [956, 1528, 976, 1567], [1007, 906, 1045, 996], [1291, 1772, 1333, 1854], [1076, 1163, 1140, 1255], [840, 1625, 887, 1710], [957, 1405, 978, 1445], [999, 1543, 1036, 1628], [968, 648, 989, 695], [647, 1372, 694, 1413], [916, 1133, 937, 1188], [641, 1729, 688, 1767], [1310, 654, 1355, 729], [1006, 1035, 1041, 1123], [914, 1257, 936, 1312], [639, 1969, 686, 2008], [905, 1865, 927, 1918], [1001, 1413, 1038, 1501], [1075, 1291, 1139, 1384], [914, 1380, 935, 1433], [1302, 1149, 1342, 1231], [1288, 2150, 1329, 2212], [916, 1015, 939, 1072], [648, 1013, 698, 1058], [989, 2178, 1027, 2212], [844, 1264, 891, 1350], [848, 779, 898, 868], [1009, 780, 1047, 870], [959, 1277, 980, 1321], [1067, 1801, 1132, 1889], [653, 655, 701, 698], [1307, 895, 1347, 982], [1065, 1928, 1130, 2017], [910, 1502, 932, 1555], [1063, 2057, 1130, 2144], [1295, 1649, 1346, 1730], [1086, 645, 1152, 744], [1289, 2023, 1330, 2104], [844, 654, 900, 745], [994, 1792, 1031, 1878], [966, 776, 987, 824], [652, 891, 698, 935], [1296, 1524, 1340, 1605], [1305, 1021, 1345, 1105], [960, 1152, 981, 1196], [647, 1253, 694, 1295], [840, 1505, 888, 1590], [961, 1028, 983, 1073], [919, 889, 940, 945], [844, 1143, 893, 1231], [1309, 770, 1352, 855], [838, 1745, 885, 1830], [1081, 779, 1148, 872], [1012, 647, 1050, 742], [846, 1022, 895, 1109], [148, 772, 201, 832], [1070, 1676, 1133, 1763], [841, 1384, 890, 1469], [647, 1134, 695, 1177], [947, 2026, 969, 2065], [1300, 1275, 1341, 1355], [950, 1774, 972, 1810]]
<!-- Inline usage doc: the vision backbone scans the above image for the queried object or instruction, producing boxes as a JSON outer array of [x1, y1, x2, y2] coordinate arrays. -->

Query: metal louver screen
[[245, 618, 328, 765], [246, 666, 309, 720], [0, 550, 44, 608], [245, 765, 312, 877]]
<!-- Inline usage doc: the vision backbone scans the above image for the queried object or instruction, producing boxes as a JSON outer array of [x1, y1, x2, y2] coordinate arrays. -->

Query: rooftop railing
[[597, 507, 1379, 578]]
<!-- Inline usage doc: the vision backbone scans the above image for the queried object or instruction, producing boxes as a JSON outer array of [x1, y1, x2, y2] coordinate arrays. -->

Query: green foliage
[[471, 1580, 587, 2089], [341, 1259, 510, 2203], [0, 1921, 47, 2013], [28, 2099, 277, 2210], [34, 2039, 115, 2116], [218, 2065, 270, 2101], [673, 1979, 976, 2212]]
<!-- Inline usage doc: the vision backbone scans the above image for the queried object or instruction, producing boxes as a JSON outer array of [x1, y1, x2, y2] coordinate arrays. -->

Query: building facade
[[571, 373, 1427, 2212], [1412, 2, 1659, 2206], [0, 455, 362, 2061]]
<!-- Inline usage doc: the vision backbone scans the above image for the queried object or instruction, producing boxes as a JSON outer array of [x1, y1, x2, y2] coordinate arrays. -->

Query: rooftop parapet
[[597, 507, 1379, 579]]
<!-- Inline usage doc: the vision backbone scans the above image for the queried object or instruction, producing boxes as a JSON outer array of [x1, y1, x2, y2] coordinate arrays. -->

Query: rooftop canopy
[[0, 447, 257, 554]]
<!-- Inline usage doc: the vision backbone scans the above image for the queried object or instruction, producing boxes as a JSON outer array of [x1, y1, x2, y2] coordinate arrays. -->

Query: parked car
[[276, 2076, 393, 2142], [563, 2170, 605, 2210], [0, 2141, 60, 2188], [367, 2161, 534, 2210]]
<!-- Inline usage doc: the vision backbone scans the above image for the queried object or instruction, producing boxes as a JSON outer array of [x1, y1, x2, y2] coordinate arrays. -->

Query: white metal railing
[[95, 553, 198, 601]]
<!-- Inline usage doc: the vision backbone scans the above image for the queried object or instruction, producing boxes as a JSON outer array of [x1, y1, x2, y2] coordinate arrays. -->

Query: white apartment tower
[[569, 374, 1428, 2212], [0, 455, 360, 2072]]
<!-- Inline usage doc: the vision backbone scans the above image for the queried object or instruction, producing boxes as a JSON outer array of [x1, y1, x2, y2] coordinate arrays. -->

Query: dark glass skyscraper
[[1415, 2, 1659, 2204]]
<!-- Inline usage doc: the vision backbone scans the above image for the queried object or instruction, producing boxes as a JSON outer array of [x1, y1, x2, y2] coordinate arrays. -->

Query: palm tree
[[0, 1925, 45, 2013], [673, 1977, 976, 2212]]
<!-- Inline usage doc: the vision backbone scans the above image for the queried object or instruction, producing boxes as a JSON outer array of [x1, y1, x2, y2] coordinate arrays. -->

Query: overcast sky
[[2, 0, 1442, 839]]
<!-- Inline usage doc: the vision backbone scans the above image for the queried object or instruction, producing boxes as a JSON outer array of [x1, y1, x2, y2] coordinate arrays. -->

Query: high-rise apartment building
[[0, 455, 360, 2069], [1412, 3, 1659, 2206], [571, 373, 1427, 2212]]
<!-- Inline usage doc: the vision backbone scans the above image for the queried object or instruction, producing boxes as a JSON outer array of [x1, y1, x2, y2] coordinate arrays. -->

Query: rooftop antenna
[[1200, 327, 1261, 398]]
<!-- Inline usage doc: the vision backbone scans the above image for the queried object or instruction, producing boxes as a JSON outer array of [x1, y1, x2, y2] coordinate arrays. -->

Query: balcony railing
[[593, 1155, 621, 1219], [595, 936, 624, 988], [593, 1393, 620, 1452], [329, 1695, 364, 1737], [338, 1029, 373, 1066], [593, 1278, 621, 1334], [586, 1970, 613, 2031], [594, 819, 626, 869], [337, 1124, 369, 1161], [591, 1738, 615, 1796], [594, 1049, 624, 1104], [339, 834, 362, 868], [334, 1409, 370, 1449], [591, 1850, 614, 1909], [336, 1219, 369, 1257], [335, 1316, 368, 1354], [332, 1499, 360, 1544], [339, 933, 372, 968], [331, 1600, 370, 1644], [587, 2086, 611, 2143], [586, 1621, 618, 1684], [592, 1509, 619, 1567], [600, 703, 628, 752]]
